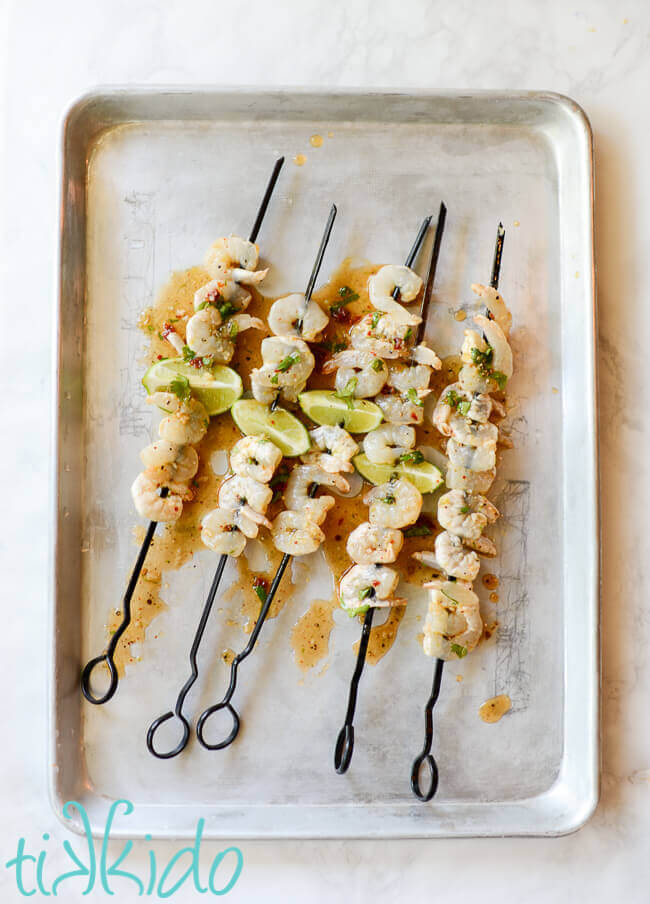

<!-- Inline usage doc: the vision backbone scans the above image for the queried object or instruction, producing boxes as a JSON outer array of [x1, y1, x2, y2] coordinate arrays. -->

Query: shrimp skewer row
[[410, 222, 512, 803], [333, 207, 446, 775], [83, 156, 286, 710]]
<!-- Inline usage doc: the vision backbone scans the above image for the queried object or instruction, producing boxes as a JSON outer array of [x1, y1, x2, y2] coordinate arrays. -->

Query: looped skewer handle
[[410, 657, 445, 801], [146, 554, 228, 758], [196, 550, 293, 750], [334, 606, 375, 773], [81, 490, 168, 705]]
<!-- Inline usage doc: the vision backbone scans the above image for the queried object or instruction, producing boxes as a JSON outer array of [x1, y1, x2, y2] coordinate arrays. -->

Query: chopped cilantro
[[270, 373, 279, 385], [444, 390, 461, 407], [458, 399, 471, 416], [371, 311, 384, 330], [406, 387, 424, 407], [169, 373, 191, 402], [403, 524, 432, 538], [404, 327, 413, 342], [459, 505, 470, 514], [471, 345, 494, 377], [276, 352, 302, 373], [334, 377, 358, 409], [492, 370, 508, 390], [254, 584, 268, 604], [182, 345, 196, 363], [228, 320, 239, 339], [371, 358, 384, 372], [381, 493, 396, 505], [450, 642, 468, 658], [398, 450, 425, 465], [358, 586, 373, 601], [196, 300, 209, 311], [218, 301, 237, 319], [333, 341, 348, 353], [331, 285, 360, 314]]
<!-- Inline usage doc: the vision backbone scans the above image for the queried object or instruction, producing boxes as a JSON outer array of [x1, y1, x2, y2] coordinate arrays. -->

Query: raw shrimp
[[271, 510, 325, 556], [185, 306, 222, 357], [350, 313, 413, 359], [387, 362, 433, 395], [218, 476, 273, 530], [474, 314, 513, 380], [284, 465, 349, 524], [268, 293, 329, 341], [302, 426, 358, 473], [148, 393, 209, 445], [437, 489, 499, 541], [339, 564, 405, 612], [201, 509, 247, 556], [131, 472, 186, 522], [346, 522, 404, 565], [322, 350, 388, 398], [447, 437, 497, 472], [362, 424, 416, 465], [205, 235, 268, 285], [375, 391, 426, 426], [230, 436, 283, 483], [419, 530, 480, 580], [411, 343, 442, 368], [186, 310, 264, 362], [368, 265, 423, 324], [471, 282, 512, 336], [432, 383, 495, 435], [364, 478, 422, 528], [193, 278, 251, 313], [422, 579, 483, 660], [140, 440, 199, 484], [251, 336, 315, 404], [445, 462, 497, 495]]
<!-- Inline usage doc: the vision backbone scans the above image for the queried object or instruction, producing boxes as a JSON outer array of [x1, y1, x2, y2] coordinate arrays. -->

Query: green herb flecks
[[403, 524, 432, 538], [334, 377, 358, 409], [406, 387, 424, 407], [398, 449, 425, 465], [169, 373, 191, 402], [450, 642, 468, 658], [331, 285, 360, 314], [358, 586, 373, 601]]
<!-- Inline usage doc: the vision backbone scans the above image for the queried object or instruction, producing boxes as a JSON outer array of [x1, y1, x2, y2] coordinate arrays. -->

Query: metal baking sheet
[[51, 88, 598, 838]]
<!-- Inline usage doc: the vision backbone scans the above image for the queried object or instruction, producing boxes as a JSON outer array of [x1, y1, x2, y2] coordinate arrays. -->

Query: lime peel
[[230, 399, 310, 457], [353, 452, 444, 494], [298, 390, 383, 434]]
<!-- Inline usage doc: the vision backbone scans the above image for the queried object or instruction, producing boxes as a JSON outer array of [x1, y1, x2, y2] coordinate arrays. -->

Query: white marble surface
[[1, 0, 648, 900]]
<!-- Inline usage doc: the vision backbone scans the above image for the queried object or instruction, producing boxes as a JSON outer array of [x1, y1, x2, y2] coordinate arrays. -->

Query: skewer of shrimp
[[410, 223, 511, 802], [146, 435, 284, 759], [333, 205, 446, 774], [80, 156, 285, 706], [189, 208, 340, 752]]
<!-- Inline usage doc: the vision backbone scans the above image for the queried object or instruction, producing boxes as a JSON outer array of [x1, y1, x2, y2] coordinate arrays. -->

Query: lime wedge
[[353, 453, 444, 494], [298, 390, 383, 433], [231, 399, 310, 457], [142, 358, 243, 416]]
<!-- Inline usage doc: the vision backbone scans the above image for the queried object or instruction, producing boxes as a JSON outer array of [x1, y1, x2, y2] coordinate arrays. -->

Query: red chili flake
[[252, 576, 269, 592], [189, 356, 203, 369], [331, 308, 351, 324], [157, 354, 164, 360]]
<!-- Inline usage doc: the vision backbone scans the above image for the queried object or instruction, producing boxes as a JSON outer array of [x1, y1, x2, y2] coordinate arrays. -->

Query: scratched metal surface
[[51, 89, 598, 838]]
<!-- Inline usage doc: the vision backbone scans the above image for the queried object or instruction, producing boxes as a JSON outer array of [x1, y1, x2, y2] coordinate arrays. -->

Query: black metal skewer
[[81, 156, 285, 708], [333, 208, 445, 775], [410, 220, 504, 802], [195, 208, 338, 752], [270, 203, 338, 412]]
